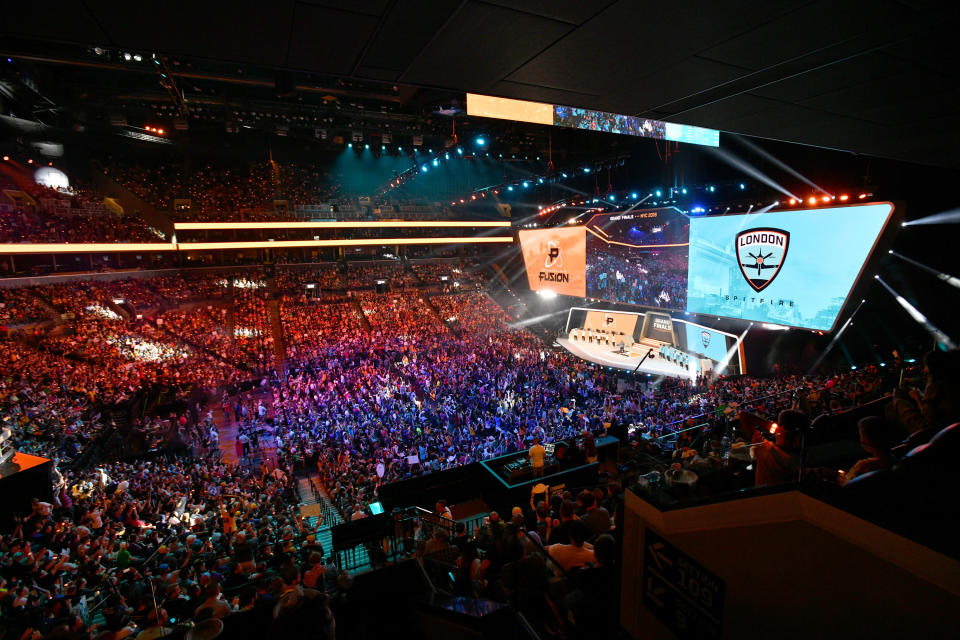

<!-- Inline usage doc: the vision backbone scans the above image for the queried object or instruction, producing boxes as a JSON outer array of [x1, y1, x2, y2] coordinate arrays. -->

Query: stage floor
[[557, 337, 696, 380]]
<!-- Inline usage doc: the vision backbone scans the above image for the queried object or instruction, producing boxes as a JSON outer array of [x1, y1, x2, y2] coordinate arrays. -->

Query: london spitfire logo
[[736, 228, 789, 292], [701, 331, 711, 348]]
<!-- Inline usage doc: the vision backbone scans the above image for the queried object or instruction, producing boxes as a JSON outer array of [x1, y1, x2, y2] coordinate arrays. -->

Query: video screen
[[682, 323, 729, 362], [518, 227, 587, 297], [686, 203, 894, 331], [584, 208, 689, 310], [554, 106, 666, 139]]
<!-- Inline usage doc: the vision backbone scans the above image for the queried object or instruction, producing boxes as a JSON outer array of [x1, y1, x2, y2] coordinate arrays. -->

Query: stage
[[557, 337, 697, 380]]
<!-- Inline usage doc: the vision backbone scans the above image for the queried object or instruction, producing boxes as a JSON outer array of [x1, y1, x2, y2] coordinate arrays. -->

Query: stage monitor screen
[[683, 323, 729, 362], [685, 203, 894, 331], [585, 208, 689, 310], [518, 227, 587, 297]]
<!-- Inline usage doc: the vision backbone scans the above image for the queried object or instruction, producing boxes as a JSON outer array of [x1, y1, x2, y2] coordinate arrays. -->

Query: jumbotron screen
[[518, 202, 895, 332]]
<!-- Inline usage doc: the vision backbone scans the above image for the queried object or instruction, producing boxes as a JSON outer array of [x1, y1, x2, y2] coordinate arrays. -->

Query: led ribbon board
[[467, 94, 719, 147]]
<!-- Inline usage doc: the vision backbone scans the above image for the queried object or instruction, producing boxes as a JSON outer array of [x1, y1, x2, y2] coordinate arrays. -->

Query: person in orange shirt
[[529, 436, 546, 477]]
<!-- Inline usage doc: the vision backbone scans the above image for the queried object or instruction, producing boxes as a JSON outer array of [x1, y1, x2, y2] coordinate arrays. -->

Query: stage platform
[[557, 337, 696, 380]]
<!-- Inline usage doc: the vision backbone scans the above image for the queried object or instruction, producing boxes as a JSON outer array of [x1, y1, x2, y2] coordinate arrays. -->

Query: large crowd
[[586, 248, 688, 309], [0, 259, 957, 639]]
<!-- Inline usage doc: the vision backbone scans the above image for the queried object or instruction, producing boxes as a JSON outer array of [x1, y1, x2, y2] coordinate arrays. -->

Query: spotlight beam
[[733, 136, 832, 197], [705, 146, 800, 202], [876, 276, 956, 349], [901, 208, 960, 226], [807, 299, 865, 374], [715, 322, 751, 377], [507, 308, 568, 329], [889, 251, 960, 289]]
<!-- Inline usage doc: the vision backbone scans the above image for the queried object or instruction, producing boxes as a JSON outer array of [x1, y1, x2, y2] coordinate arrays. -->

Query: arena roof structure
[[3, 1, 959, 167]]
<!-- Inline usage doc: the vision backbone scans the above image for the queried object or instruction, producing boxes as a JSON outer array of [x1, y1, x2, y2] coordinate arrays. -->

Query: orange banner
[[518, 228, 586, 297]]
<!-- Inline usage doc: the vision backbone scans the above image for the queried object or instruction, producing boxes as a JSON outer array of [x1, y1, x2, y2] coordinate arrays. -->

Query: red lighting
[[27, 158, 33, 164], [788, 198, 797, 205], [2, 156, 8, 162], [471, 195, 476, 200], [858, 193, 868, 199], [770, 423, 779, 434], [807, 196, 817, 205], [157, 128, 164, 135], [839, 194, 849, 201], [821, 196, 831, 203]]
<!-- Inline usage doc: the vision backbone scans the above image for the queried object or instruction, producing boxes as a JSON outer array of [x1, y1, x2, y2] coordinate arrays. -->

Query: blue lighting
[[681, 187, 687, 194], [655, 190, 662, 197], [538, 178, 544, 184], [739, 183, 746, 190], [432, 159, 439, 167], [421, 164, 428, 172], [691, 205, 706, 214], [364, 144, 370, 149], [347, 143, 352, 148], [475, 136, 486, 146], [398, 147, 402, 152], [708, 185, 715, 192], [457, 147, 463, 155], [507, 185, 514, 191], [583, 167, 591, 173], [631, 192, 638, 199], [561, 172, 568, 178], [444, 153, 449, 160], [381, 145, 386, 150], [522, 181, 530, 188]]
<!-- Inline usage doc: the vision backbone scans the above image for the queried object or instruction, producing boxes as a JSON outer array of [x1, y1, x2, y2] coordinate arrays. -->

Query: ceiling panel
[[360, 0, 462, 74], [401, 2, 572, 91], [480, 0, 615, 25], [288, 4, 380, 74]]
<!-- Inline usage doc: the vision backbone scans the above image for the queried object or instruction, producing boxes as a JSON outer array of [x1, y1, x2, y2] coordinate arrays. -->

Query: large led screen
[[686, 203, 894, 331], [518, 227, 587, 297], [585, 208, 689, 310], [683, 323, 729, 362]]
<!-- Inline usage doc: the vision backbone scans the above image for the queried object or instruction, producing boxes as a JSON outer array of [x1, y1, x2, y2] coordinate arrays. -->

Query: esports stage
[[556, 336, 696, 379]]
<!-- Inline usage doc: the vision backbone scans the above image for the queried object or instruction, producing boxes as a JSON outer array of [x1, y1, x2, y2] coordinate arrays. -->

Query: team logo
[[701, 331, 711, 348], [736, 227, 789, 292], [545, 240, 562, 269], [605, 314, 616, 327]]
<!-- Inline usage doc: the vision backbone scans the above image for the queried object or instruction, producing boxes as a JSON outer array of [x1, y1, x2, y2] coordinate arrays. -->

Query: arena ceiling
[[3, 0, 960, 168]]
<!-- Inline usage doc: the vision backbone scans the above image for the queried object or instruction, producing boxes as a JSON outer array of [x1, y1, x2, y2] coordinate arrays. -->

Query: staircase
[[350, 298, 372, 331], [296, 473, 370, 570]]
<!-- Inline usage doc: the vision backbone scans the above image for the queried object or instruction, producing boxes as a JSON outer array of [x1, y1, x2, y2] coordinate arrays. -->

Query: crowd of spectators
[[0, 259, 956, 639], [0, 286, 54, 326], [586, 248, 688, 309]]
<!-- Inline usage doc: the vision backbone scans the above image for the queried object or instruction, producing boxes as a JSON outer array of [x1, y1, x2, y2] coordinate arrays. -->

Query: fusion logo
[[544, 241, 562, 269], [736, 227, 789, 292], [539, 239, 570, 283], [701, 331, 711, 348]]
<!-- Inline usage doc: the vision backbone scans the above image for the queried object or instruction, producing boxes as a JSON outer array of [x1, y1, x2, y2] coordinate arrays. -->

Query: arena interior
[[1, 4, 959, 639]]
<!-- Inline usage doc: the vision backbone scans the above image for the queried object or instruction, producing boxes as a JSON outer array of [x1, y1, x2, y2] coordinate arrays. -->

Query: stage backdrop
[[518, 227, 586, 297], [582, 310, 639, 336]]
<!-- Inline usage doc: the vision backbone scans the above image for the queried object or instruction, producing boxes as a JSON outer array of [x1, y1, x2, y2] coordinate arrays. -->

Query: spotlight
[[348, 143, 352, 148], [807, 197, 817, 205], [1, 156, 7, 161], [123, 53, 132, 61], [655, 190, 662, 197], [457, 147, 463, 155], [365, 144, 370, 149], [821, 195, 831, 203], [133, 54, 142, 62], [522, 181, 529, 188], [561, 173, 568, 178], [681, 188, 687, 194], [432, 159, 439, 166], [382, 145, 386, 150], [27, 158, 33, 164], [789, 198, 797, 205], [398, 147, 403, 152], [583, 167, 591, 173], [157, 128, 164, 135], [475, 136, 485, 146], [631, 192, 638, 199], [421, 164, 428, 172], [858, 193, 867, 199], [507, 185, 513, 191], [739, 183, 746, 190]]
